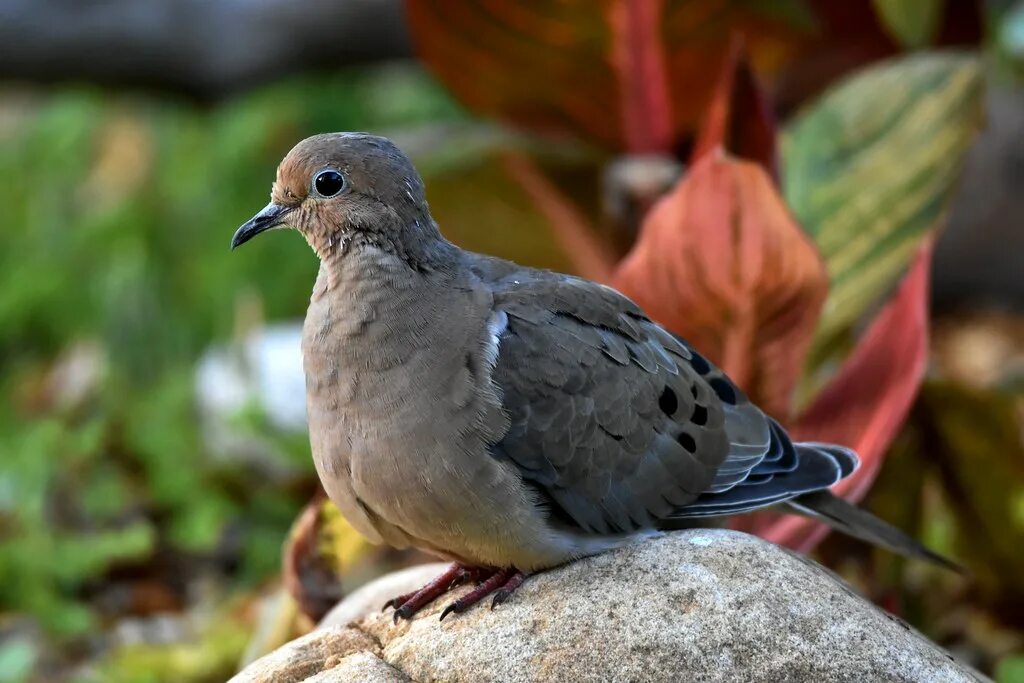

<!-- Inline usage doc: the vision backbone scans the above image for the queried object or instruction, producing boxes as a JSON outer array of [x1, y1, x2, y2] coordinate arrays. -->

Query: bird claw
[[490, 570, 527, 611], [490, 589, 511, 610], [393, 604, 414, 624], [438, 568, 529, 620], [438, 601, 463, 622], [381, 596, 405, 612], [449, 569, 471, 589]]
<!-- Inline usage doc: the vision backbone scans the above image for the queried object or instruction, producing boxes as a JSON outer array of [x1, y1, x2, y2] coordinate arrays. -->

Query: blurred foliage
[[76, 615, 251, 683], [993, 0, 1024, 79], [919, 383, 1024, 595], [999, 656, 1024, 683], [872, 0, 944, 48]]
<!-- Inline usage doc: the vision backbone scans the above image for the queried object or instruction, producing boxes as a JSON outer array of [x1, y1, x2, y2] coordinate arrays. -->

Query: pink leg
[[385, 563, 498, 622], [439, 568, 530, 621], [490, 569, 528, 608]]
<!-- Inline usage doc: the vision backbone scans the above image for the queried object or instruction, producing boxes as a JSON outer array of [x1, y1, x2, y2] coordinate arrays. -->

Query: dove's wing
[[483, 267, 855, 536]]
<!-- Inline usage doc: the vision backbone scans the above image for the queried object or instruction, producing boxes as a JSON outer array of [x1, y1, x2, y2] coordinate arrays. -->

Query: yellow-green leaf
[[782, 52, 984, 357], [872, 0, 944, 48], [319, 498, 372, 571]]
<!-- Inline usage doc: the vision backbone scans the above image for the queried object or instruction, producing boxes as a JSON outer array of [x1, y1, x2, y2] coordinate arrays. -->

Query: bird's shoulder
[[461, 251, 652, 343]]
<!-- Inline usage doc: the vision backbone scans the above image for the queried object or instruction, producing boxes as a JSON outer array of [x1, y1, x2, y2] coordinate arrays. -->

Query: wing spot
[[710, 377, 737, 405], [691, 404, 708, 426], [689, 351, 711, 374], [677, 432, 697, 453], [658, 386, 678, 416]]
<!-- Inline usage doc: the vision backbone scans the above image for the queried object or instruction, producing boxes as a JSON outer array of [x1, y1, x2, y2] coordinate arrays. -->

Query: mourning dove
[[232, 133, 955, 621]]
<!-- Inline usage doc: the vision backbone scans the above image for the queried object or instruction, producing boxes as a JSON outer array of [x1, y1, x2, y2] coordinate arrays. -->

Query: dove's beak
[[232, 202, 293, 250]]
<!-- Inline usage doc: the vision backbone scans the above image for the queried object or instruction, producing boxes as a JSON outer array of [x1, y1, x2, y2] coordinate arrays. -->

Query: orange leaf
[[607, 0, 674, 152], [691, 35, 778, 180], [742, 240, 934, 551], [611, 153, 827, 419]]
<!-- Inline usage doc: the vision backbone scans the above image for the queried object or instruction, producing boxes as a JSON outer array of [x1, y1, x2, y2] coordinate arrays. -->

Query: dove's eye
[[313, 169, 346, 197]]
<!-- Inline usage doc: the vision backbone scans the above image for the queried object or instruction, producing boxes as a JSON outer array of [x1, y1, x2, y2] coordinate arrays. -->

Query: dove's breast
[[300, 246, 571, 569]]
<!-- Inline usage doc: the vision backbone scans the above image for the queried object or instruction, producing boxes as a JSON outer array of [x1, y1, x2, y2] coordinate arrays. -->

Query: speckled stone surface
[[232, 530, 988, 683], [228, 624, 380, 683], [304, 651, 411, 682]]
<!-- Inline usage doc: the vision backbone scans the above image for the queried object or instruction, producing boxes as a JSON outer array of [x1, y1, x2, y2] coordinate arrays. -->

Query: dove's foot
[[385, 563, 497, 622], [439, 568, 529, 621]]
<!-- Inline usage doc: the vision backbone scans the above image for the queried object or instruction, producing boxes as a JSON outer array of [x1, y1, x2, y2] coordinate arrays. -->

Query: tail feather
[[673, 443, 853, 517], [787, 490, 962, 572]]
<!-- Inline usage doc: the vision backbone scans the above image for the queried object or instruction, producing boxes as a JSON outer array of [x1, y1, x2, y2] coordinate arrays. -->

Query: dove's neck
[[309, 212, 457, 277], [313, 232, 457, 294], [307, 228, 477, 349], [302, 235, 490, 424]]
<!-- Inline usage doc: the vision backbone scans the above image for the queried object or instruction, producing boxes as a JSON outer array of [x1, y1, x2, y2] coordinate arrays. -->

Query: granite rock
[[232, 530, 987, 683]]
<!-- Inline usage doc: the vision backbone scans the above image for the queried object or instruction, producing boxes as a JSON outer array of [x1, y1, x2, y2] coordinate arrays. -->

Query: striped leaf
[[782, 52, 984, 359]]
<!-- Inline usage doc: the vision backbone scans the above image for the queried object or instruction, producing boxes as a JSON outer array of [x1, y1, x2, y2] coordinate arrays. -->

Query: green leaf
[[782, 52, 984, 357], [918, 381, 1024, 598], [997, 655, 1024, 683], [872, 0, 944, 48]]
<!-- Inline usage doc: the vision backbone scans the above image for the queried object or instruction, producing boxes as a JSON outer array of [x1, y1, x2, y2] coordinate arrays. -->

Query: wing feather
[[470, 260, 859, 535], [488, 271, 748, 533]]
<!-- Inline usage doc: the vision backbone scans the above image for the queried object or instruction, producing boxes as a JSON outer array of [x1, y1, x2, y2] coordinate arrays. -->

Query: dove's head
[[232, 133, 441, 261]]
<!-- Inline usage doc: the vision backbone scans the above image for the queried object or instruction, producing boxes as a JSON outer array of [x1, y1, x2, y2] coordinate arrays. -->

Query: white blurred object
[[195, 323, 308, 473], [44, 340, 108, 413]]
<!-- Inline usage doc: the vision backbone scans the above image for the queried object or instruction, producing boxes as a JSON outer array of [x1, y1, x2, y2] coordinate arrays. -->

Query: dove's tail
[[661, 417, 958, 571], [786, 489, 962, 572]]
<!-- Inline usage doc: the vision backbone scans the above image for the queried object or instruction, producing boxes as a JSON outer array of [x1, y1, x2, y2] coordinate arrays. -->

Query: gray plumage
[[233, 132, 954, 581]]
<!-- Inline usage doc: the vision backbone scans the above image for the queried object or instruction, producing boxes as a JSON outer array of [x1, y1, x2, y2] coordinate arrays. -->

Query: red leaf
[[611, 153, 827, 419], [740, 240, 934, 551], [502, 152, 617, 282], [406, 0, 811, 151], [607, 0, 674, 152], [691, 35, 778, 180]]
